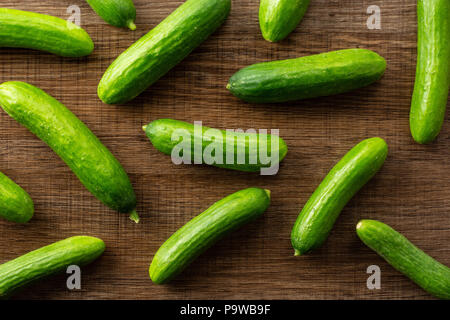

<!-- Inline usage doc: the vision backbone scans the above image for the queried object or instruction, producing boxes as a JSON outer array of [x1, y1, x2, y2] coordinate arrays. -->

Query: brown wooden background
[[0, 0, 448, 300]]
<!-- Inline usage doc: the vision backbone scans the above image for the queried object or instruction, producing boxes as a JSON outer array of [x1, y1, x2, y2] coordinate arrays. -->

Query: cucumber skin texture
[[0, 236, 105, 298], [144, 119, 288, 172], [0, 8, 93, 57], [86, 0, 137, 30], [0, 171, 34, 223], [0, 82, 137, 215], [227, 48, 386, 103], [357, 220, 450, 300], [259, 0, 310, 42], [291, 137, 388, 255], [410, 0, 450, 144], [150, 188, 271, 284], [98, 0, 231, 104]]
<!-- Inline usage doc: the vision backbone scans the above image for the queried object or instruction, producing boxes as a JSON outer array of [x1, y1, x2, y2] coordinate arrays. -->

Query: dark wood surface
[[0, 0, 448, 300]]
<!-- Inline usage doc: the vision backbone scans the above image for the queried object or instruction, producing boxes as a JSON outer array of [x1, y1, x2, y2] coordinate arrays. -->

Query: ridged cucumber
[[357, 220, 450, 300], [149, 188, 271, 284], [410, 0, 450, 144], [0, 171, 34, 223], [98, 0, 231, 104], [0, 82, 138, 222], [86, 0, 137, 30], [291, 137, 388, 255], [143, 119, 288, 173], [259, 0, 310, 42], [227, 48, 386, 103], [0, 236, 105, 298], [0, 8, 93, 57]]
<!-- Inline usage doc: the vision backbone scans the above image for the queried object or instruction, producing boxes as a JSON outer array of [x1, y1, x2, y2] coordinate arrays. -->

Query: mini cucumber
[[259, 0, 310, 42], [409, 0, 450, 144], [291, 137, 388, 255], [0, 82, 138, 222], [0, 236, 104, 298], [357, 220, 450, 300], [0, 171, 34, 223], [149, 188, 271, 284], [143, 119, 288, 173], [86, 0, 137, 30], [98, 0, 231, 104], [227, 48, 386, 103], [0, 8, 93, 57]]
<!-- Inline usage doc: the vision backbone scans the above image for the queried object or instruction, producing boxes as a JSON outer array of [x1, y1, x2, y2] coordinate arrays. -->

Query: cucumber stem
[[294, 249, 301, 256], [142, 125, 147, 131], [264, 189, 271, 199], [127, 20, 137, 31], [129, 209, 140, 223]]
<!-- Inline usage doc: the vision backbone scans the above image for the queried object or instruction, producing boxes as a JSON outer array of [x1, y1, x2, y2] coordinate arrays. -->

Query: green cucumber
[[227, 48, 386, 103], [0, 171, 34, 223], [0, 82, 138, 222], [98, 0, 231, 104], [0, 8, 93, 57], [150, 188, 271, 284], [0, 236, 104, 298], [143, 119, 288, 173], [357, 220, 450, 300], [86, 0, 137, 30], [291, 137, 388, 255], [259, 0, 310, 42], [409, 0, 450, 144]]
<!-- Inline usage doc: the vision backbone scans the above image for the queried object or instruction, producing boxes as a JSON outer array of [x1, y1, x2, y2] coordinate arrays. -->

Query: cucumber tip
[[129, 210, 140, 223], [294, 249, 301, 257], [127, 21, 137, 31]]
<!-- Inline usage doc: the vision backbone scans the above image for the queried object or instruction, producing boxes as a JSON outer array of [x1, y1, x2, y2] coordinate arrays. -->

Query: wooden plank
[[0, 0, 448, 299]]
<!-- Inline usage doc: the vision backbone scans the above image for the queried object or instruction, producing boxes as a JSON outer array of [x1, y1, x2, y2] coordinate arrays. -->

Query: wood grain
[[0, 0, 448, 300]]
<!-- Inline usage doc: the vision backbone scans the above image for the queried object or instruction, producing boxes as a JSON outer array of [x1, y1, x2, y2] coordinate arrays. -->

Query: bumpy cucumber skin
[[227, 48, 386, 103], [0, 171, 34, 223], [357, 220, 450, 300], [0, 82, 137, 218], [143, 119, 288, 172], [98, 0, 231, 104], [0, 236, 105, 298], [150, 188, 271, 284], [86, 0, 137, 30], [0, 8, 93, 57], [410, 0, 450, 144], [291, 137, 388, 255], [259, 0, 310, 42]]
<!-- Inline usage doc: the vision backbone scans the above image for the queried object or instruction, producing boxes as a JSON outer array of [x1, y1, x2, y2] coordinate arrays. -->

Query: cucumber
[[259, 0, 310, 42], [227, 48, 386, 103], [409, 0, 450, 144], [0, 236, 105, 298], [357, 220, 450, 300], [98, 0, 231, 104], [149, 188, 271, 284], [0, 8, 93, 57], [86, 0, 137, 30], [143, 119, 288, 173], [0, 171, 34, 223], [0, 82, 139, 222], [291, 137, 388, 255]]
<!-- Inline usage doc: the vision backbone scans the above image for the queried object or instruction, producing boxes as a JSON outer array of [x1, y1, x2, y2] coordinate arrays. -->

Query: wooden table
[[0, 0, 448, 300]]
